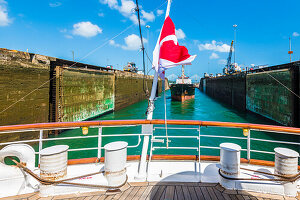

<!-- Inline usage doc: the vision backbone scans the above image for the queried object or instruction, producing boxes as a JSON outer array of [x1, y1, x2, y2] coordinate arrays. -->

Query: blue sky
[[0, 0, 299, 81]]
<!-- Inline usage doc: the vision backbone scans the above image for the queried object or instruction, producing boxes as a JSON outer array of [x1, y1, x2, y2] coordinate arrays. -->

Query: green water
[[43, 89, 299, 162]]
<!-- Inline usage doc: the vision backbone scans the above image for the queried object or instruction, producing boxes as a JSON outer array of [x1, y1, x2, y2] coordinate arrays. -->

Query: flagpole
[[136, 0, 171, 181], [146, 0, 171, 120]]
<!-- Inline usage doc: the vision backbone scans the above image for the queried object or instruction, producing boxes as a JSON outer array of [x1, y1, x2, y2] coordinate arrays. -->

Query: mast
[[135, 0, 146, 91], [289, 37, 292, 63], [146, 0, 171, 120], [136, 0, 171, 181]]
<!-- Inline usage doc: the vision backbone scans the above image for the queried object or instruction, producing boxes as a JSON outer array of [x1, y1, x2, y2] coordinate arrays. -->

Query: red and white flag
[[153, 1, 196, 79]]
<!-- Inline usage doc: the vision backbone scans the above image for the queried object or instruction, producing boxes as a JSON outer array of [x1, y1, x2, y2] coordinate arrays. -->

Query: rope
[[219, 168, 300, 182], [163, 80, 169, 148], [8, 157, 128, 189]]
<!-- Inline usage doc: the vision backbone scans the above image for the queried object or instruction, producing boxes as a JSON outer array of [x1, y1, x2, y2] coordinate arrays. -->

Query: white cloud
[[109, 39, 120, 47], [198, 40, 231, 53], [293, 32, 299, 37], [119, 0, 135, 16], [122, 34, 147, 50], [218, 59, 227, 65], [100, 0, 118, 9], [60, 28, 67, 33], [175, 29, 186, 40], [156, 9, 164, 16], [209, 52, 219, 59], [110, 34, 147, 50], [98, 12, 104, 17], [65, 35, 73, 39], [141, 10, 155, 22], [72, 21, 102, 38], [100, 0, 154, 25], [49, 2, 62, 7], [0, 0, 11, 26]]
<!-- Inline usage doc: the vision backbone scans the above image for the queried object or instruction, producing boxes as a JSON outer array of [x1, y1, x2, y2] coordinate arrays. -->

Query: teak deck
[[3, 182, 299, 200]]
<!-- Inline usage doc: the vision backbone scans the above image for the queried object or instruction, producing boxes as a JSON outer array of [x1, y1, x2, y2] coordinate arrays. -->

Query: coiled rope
[[219, 167, 300, 182], [8, 157, 128, 189]]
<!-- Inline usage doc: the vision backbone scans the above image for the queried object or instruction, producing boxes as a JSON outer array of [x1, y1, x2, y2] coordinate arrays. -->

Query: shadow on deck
[[4, 182, 299, 200]]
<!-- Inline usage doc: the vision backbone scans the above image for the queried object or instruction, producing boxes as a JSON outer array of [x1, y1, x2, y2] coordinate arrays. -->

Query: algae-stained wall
[[56, 67, 115, 122], [114, 71, 162, 110], [0, 50, 50, 126], [0, 49, 51, 142], [246, 69, 294, 126]]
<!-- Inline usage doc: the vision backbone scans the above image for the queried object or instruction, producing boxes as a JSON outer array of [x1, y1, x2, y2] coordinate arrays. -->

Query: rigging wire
[[0, 25, 134, 116], [259, 68, 300, 100], [135, 0, 146, 94], [0, 1, 167, 116]]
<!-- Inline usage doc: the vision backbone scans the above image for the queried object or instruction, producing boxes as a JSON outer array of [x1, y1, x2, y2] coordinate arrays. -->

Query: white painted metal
[[175, 78, 192, 84], [1, 123, 300, 198], [104, 141, 128, 186], [220, 143, 241, 177], [0, 144, 37, 198], [198, 126, 201, 164], [40, 145, 69, 180], [39, 130, 43, 164], [39, 145, 69, 197], [251, 137, 300, 146], [247, 130, 251, 160], [274, 147, 299, 176], [200, 134, 246, 140], [98, 127, 102, 159], [135, 124, 153, 180]]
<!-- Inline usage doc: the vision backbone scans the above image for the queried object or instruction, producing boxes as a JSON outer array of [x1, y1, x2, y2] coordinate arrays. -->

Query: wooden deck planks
[[175, 185, 184, 200], [194, 186, 205, 199], [165, 186, 175, 200], [182, 185, 192, 200], [5, 182, 298, 200]]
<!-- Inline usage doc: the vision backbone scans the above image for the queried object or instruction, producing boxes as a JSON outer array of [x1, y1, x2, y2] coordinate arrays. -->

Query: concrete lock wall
[[114, 71, 162, 111], [0, 48, 165, 142], [246, 69, 295, 126], [200, 62, 299, 127], [54, 67, 115, 122], [0, 49, 52, 142], [204, 73, 246, 111]]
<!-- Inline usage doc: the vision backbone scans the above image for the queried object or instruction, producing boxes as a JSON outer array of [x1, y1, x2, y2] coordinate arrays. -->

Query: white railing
[[0, 122, 299, 171]]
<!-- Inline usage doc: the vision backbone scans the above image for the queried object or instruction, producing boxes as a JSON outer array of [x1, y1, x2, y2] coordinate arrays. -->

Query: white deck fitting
[[1, 160, 300, 198]]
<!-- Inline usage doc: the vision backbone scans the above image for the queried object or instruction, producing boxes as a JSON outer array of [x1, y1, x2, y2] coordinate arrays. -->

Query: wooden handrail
[[0, 119, 299, 134]]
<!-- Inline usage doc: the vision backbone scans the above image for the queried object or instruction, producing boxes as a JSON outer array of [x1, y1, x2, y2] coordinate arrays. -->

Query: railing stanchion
[[39, 130, 43, 164], [135, 124, 152, 181], [247, 129, 251, 161], [198, 125, 201, 164], [98, 127, 102, 159]]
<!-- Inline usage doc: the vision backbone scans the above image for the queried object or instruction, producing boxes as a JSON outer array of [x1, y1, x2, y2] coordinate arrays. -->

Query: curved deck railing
[[0, 119, 300, 171], [0, 119, 299, 133]]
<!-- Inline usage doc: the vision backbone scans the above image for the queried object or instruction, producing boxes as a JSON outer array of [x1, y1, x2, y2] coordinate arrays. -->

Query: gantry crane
[[223, 40, 234, 75]]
